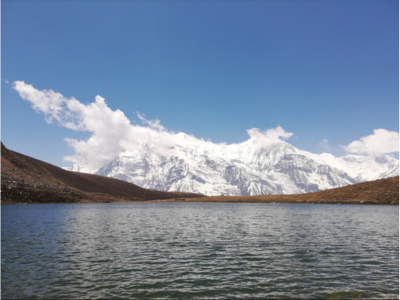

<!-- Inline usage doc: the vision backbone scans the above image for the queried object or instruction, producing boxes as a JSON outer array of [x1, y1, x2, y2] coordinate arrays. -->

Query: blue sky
[[2, 0, 399, 168]]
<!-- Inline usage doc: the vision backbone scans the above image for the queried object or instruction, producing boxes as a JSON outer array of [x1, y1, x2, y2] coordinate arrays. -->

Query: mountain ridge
[[2, 143, 398, 205], [92, 141, 398, 196]]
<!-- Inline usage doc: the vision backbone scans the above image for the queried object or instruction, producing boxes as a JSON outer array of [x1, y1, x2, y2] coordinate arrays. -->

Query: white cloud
[[13, 81, 294, 172], [13, 81, 66, 124], [247, 126, 293, 151], [342, 129, 399, 156], [136, 112, 166, 131]]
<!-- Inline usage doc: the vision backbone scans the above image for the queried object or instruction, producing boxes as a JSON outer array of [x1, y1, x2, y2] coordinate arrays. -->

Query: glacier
[[86, 138, 399, 196]]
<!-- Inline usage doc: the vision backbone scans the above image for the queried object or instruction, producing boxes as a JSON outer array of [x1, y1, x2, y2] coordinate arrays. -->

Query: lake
[[1, 203, 398, 299]]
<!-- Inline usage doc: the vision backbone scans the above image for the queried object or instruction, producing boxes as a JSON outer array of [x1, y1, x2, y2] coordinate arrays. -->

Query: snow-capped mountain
[[92, 139, 399, 196]]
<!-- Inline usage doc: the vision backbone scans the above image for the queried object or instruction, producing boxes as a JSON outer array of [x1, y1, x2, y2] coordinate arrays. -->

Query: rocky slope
[[1, 143, 204, 204], [93, 140, 399, 196]]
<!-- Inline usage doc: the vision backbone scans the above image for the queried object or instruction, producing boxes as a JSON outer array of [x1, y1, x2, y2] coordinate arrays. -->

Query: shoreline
[[2, 197, 398, 205]]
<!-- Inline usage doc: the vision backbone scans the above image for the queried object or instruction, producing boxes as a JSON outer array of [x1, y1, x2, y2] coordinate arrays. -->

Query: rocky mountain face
[[92, 141, 398, 196]]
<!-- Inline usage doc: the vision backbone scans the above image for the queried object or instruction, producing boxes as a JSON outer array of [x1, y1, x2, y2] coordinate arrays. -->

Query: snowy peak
[[93, 140, 399, 196]]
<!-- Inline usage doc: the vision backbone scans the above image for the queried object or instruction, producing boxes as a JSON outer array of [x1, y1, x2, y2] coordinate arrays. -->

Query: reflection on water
[[2, 203, 399, 299]]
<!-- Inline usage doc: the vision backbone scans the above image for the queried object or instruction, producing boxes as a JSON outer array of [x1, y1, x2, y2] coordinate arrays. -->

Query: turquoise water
[[2, 203, 399, 299]]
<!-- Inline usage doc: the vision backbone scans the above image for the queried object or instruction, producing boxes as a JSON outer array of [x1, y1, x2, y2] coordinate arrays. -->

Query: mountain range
[[1, 143, 204, 204], [66, 138, 399, 196]]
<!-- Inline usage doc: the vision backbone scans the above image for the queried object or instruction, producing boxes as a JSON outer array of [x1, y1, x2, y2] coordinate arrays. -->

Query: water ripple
[[2, 203, 398, 299]]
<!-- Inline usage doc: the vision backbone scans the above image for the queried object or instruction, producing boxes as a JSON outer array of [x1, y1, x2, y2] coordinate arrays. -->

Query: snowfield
[[68, 140, 399, 196]]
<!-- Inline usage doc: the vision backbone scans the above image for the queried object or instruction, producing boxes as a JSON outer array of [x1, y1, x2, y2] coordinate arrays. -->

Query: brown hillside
[[181, 176, 399, 205], [1, 143, 204, 204]]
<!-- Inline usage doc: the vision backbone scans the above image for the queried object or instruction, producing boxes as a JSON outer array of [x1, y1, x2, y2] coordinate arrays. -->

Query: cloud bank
[[13, 81, 294, 172], [342, 129, 399, 156], [14, 81, 398, 172]]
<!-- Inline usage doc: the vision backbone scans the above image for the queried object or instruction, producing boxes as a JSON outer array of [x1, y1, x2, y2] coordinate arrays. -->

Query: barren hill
[[181, 176, 398, 205], [1, 143, 204, 204]]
